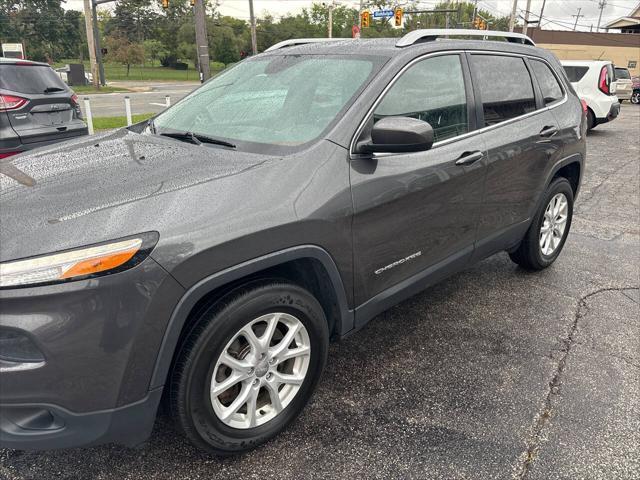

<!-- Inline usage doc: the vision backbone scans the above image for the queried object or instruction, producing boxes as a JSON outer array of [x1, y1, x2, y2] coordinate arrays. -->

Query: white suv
[[561, 60, 619, 131]]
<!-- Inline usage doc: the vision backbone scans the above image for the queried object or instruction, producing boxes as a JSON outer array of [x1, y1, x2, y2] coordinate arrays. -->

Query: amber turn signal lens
[[60, 248, 139, 279]]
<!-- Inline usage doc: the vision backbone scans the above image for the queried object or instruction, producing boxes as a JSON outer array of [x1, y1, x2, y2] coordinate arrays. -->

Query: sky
[[62, 0, 638, 32]]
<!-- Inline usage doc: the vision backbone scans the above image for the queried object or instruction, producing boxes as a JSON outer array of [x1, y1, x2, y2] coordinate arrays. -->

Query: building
[[525, 28, 640, 76], [605, 2, 640, 34]]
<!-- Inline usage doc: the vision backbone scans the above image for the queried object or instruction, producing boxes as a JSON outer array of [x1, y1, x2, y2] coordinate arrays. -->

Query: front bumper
[[0, 257, 184, 450], [0, 389, 162, 450]]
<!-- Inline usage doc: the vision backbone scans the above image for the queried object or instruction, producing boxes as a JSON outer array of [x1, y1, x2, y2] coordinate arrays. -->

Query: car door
[[467, 53, 563, 258], [350, 53, 487, 311]]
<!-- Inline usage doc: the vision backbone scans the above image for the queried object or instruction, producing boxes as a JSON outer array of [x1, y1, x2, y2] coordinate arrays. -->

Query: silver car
[[615, 67, 633, 102]]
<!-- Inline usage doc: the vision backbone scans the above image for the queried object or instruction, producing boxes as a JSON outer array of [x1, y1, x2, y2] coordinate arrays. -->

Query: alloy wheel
[[209, 312, 311, 429], [539, 193, 569, 256]]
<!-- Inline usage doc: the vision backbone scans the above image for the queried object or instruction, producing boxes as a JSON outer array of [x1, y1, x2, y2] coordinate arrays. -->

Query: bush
[[173, 62, 188, 70]]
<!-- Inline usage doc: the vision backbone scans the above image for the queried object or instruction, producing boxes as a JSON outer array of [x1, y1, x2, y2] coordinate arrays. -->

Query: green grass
[[55, 60, 227, 82], [92, 113, 154, 131], [71, 85, 131, 94]]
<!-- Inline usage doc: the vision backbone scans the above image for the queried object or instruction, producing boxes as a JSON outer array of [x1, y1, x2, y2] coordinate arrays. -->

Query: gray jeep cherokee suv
[[0, 30, 586, 454]]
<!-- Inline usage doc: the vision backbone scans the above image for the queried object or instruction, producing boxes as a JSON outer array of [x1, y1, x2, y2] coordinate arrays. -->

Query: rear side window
[[563, 66, 589, 83], [374, 54, 468, 142], [530, 60, 564, 106], [0, 65, 68, 94], [470, 55, 536, 127]]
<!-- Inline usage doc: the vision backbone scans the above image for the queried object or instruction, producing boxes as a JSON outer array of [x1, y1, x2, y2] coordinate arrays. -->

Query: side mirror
[[357, 116, 434, 154]]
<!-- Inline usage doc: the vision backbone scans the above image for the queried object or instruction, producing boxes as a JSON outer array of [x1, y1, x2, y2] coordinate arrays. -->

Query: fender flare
[[529, 152, 584, 221], [149, 245, 353, 389]]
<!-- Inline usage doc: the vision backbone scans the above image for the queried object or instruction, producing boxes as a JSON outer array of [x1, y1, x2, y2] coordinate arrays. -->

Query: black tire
[[169, 282, 329, 455], [509, 177, 574, 271], [586, 108, 596, 131]]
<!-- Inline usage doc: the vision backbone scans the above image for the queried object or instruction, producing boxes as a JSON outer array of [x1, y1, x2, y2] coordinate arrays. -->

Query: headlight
[[0, 232, 158, 288]]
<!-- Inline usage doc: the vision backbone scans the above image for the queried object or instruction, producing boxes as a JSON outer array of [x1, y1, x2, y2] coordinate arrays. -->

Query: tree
[[213, 26, 239, 65], [143, 39, 167, 66], [0, 0, 81, 62], [106, 0, 158, 42], [105, 34, 145, 76]]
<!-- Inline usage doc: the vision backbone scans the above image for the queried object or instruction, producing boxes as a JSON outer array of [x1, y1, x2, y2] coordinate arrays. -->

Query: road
[[0, 105, 638, 480], [79, 81, 198, 118]]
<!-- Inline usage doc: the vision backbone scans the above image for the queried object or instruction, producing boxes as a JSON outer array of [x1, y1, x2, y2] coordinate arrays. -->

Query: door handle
[[539, 125, 559, 138], [455, 151, 484, 166]]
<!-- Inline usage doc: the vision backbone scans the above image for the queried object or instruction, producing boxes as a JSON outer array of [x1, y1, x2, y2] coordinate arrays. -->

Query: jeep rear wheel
[[509, 177, 574, 271], [169, 282, 329, 455]]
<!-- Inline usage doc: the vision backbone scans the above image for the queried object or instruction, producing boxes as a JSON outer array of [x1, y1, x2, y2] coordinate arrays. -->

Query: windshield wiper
[[44, 87, 65, 93], [160, 131, 236, 148]]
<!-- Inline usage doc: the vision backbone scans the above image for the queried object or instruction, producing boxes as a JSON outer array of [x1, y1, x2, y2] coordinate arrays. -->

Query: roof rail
[[265, 38, 347, 52], [396, 29, 536, 47]]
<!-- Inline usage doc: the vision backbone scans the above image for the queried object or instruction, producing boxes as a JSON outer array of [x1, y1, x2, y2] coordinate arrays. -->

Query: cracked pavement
[[1, 105, 638, 480]]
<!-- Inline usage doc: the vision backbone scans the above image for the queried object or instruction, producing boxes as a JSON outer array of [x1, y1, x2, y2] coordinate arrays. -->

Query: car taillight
[[598, 66, 610, 95], [0, 94, 28, 111], [70, 93, 79, 105], [580, 99, 588, 114], [0, 152, 20, 159]]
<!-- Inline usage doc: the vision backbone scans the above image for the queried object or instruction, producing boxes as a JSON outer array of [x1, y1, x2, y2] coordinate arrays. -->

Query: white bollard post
[[124, 96, 132, 126], [84, 97, 94, 135], [165, 95, 171, 107]]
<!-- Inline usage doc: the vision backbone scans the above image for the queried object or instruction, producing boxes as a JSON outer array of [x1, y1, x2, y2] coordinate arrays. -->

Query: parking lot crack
[[513, 286, 638, 480]]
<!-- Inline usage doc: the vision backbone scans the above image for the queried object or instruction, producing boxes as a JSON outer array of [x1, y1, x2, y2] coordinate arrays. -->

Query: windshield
[[152, 55, 381, 153]]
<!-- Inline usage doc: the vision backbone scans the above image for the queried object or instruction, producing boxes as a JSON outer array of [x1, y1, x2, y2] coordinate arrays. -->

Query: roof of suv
[[261, 37, 555, 64], [0, 57, 49, 66]]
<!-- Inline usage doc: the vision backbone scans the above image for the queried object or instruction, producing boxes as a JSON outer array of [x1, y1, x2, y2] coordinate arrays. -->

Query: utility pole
[[82, 0, 99, 88], [91, 3, 106, 86], [359, 0, 363, 29], [328, 1, 335, 38], [509, 0, 518, 32], [596, 0, 606, 32], [522, 0, 532, 36], [538, 0, 547, 24], [572, 7, 584, 31], [194, 0, 211, 82], [248, 0, 257, 55]]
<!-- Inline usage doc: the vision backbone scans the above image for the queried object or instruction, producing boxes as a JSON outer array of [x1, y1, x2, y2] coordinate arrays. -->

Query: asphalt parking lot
[[1, 105, 638, 480]]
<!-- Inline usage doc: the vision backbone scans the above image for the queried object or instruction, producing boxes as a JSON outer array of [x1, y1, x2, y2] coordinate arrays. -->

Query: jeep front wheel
[[169, 283, 329, 455]]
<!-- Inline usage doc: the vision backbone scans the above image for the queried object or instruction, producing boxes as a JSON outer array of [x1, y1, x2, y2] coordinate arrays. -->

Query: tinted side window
[[470, 55, 536, 127], [531, 60, 564, 106], [374, 55, 468, 143], [563, 66, 588, 83]]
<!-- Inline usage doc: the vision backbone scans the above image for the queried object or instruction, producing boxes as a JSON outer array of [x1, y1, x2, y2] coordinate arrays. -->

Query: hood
[[0, 129, 272, 262]]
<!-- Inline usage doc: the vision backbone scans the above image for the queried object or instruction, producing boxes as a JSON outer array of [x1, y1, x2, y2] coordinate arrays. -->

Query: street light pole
[[328, 1, 334, 38]]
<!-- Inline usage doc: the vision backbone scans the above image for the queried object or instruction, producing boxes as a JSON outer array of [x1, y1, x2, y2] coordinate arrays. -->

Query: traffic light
[[394, 7, 403, 27], [480, 20, 487, 30], [473, 17, 480, 29], [161, 0, 169, 8], [361, 10, 370, 28]]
